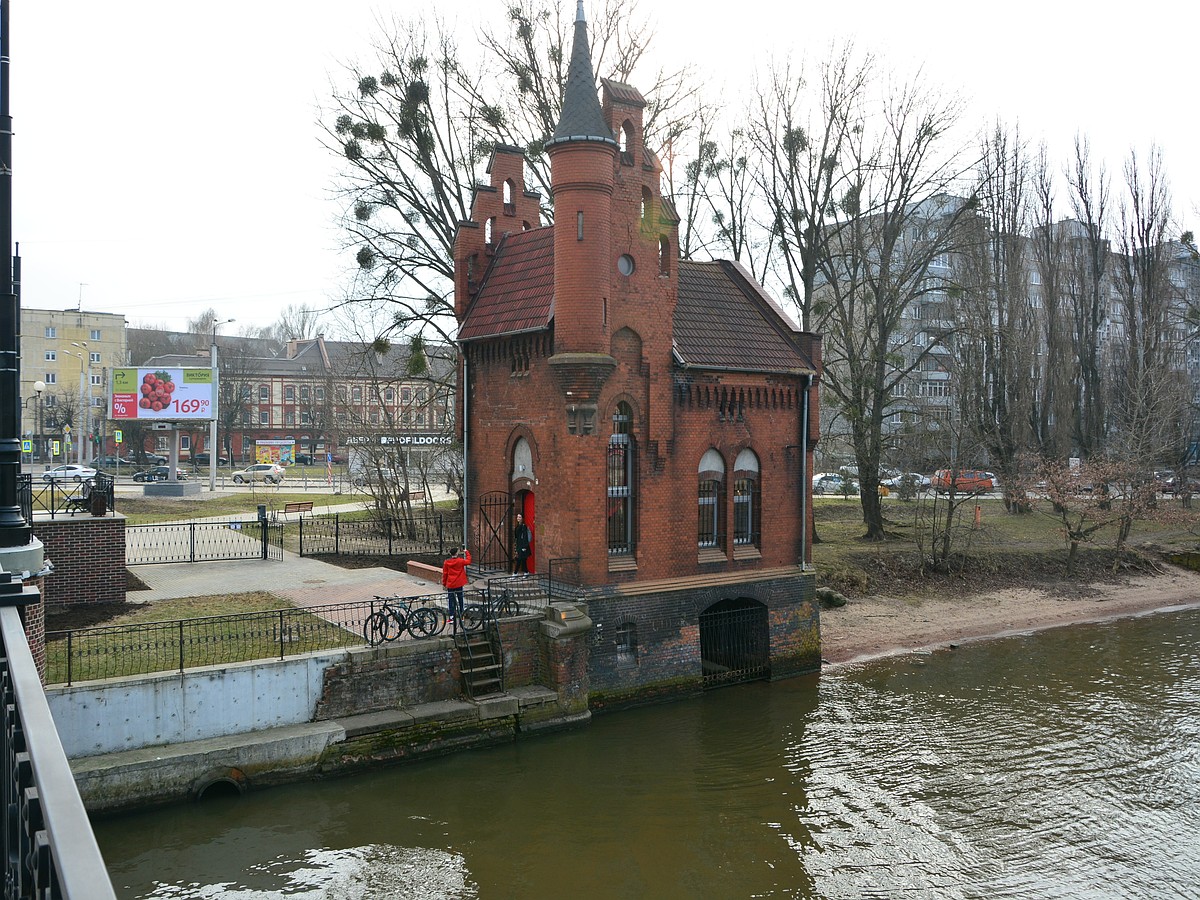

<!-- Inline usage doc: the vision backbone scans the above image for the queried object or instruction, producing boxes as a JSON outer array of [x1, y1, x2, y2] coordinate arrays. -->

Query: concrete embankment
[[73, 685, 577, 813]]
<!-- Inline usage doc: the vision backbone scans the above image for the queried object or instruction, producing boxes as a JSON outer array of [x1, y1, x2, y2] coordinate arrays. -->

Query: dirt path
[[819, 564, 1200, 668]]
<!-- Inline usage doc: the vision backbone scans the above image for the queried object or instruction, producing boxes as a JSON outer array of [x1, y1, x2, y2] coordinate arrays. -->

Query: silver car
[[231, 463, 285, 484], [42, 464, 98, 483]]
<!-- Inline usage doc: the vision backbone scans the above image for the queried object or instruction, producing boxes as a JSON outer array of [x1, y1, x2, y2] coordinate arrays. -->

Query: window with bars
[[606, 402, 635, 555], [697, 448, 725, 550], [733, 449, 761, 547]]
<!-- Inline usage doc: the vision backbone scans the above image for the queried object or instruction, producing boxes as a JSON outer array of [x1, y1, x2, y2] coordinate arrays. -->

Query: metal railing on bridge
[[1, 576, 116, 897]]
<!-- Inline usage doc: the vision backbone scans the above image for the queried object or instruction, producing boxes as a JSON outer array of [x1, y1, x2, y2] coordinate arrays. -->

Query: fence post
[[178, 621, 185, 674], [66, 630, 73, 685], [299, 515, 304, 557], [278, 610, 286, 660], [335, 514, 340, 556], [387, 517, 393, 557], [438, 515, 444, 556], [190, 521, 196, 563]]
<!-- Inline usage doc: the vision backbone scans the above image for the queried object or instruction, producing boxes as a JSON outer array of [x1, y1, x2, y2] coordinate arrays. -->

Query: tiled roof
[[458, 227, 555, 342], [601, 78, 646, 108], [674, 260, 814, 374]]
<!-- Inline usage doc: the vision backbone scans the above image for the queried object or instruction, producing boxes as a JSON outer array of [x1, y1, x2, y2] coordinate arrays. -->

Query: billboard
[[255, 439, 295, 465], [110, 368, 216, 420]]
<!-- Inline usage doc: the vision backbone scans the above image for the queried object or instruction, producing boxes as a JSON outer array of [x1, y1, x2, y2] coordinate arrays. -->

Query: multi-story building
[[20, 308, 127, 462], [140, 334, 455, 473]]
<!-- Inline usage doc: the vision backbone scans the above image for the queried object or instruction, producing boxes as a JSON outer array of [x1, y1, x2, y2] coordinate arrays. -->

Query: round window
[[617, 254, 636, 276]]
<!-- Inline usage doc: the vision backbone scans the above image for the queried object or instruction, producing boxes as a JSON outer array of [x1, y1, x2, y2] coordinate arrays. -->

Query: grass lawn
[[116, 491, 361, 525], [813, 493, 1200, 600], [44, 591, 362, 685]]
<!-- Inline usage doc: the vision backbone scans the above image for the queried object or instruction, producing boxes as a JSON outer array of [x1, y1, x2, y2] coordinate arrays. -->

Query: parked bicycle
[[363, 596, 447, 645]]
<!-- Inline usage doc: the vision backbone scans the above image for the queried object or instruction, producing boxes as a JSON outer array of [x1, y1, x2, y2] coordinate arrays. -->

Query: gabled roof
[[458, 227, 555, 342], [674, 260, 815, 374]]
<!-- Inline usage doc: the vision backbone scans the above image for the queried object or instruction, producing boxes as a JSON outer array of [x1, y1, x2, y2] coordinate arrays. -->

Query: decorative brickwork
[[33, 516, 127, 608]]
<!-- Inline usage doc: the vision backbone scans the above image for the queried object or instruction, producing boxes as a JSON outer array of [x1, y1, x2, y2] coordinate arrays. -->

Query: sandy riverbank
[[819, 564, 1200, 668]]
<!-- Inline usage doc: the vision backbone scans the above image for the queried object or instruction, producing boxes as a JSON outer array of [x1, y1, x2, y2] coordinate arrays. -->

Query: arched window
[[659, 235, 671, 276], [733, 449, 761, 547], [640, 186, 652, 224], [698, 449, 725, 549], [511, 437, 534, 482], [620, 120, 634, 165], [607, 402, 635, 555], [485, 217, 495, 244], [503, 178, 516, 214]]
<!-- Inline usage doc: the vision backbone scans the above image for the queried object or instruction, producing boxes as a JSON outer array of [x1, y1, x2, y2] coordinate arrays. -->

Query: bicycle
[[363, 596, 446, 645]]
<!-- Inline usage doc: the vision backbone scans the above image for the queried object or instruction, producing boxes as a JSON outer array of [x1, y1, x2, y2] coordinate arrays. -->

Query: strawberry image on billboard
[[110, 367, 215, 420]]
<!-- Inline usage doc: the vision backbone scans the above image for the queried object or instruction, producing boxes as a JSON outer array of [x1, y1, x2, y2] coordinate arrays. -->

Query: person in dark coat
[[513, 514, 532, 574]]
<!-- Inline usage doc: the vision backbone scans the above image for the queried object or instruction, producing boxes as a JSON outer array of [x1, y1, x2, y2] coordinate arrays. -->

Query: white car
[[231, 463, 285, 484], [42, 464, 98, 483], [881, 472, 931, 491]]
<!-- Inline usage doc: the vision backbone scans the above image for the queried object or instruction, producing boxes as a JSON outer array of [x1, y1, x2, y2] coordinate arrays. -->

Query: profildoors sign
[[111, 368, 215, 420]]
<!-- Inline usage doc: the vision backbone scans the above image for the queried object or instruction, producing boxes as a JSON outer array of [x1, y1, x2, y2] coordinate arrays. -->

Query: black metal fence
[[19, 471, 116, 520], [298, 512, 461, 558], [126, 519, 283, 565], [2, 599, 117, 897], [47, 600, 372, 685]]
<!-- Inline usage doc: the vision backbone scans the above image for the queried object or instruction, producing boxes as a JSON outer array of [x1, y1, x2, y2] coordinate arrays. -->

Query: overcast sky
[[12, 1, 1198, 334]]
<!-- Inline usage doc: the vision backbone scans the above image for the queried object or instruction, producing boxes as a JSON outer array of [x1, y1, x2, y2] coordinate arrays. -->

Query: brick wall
[[19, 576, 46, 682], [585, 571, 818, 712], [313, 640, 460, 720], [33, 515, 127, 607]]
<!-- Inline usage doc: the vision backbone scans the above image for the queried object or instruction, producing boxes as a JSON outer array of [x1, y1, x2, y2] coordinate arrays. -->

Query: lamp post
[[71, 341, 93, 463], [210, 318, 234, 492], [63, 346, 87, 464], [33, 379, 44, 466]]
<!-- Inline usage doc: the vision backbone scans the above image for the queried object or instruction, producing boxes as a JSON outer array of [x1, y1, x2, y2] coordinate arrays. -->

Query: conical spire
[[547, 0, 615, 147]]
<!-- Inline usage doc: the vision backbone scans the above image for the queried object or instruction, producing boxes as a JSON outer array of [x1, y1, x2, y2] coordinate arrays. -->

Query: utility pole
[[210, 318, 234, 492]]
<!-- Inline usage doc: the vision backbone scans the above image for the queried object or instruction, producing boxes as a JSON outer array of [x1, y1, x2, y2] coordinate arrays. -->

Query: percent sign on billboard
[[110, 368, 216, 420]]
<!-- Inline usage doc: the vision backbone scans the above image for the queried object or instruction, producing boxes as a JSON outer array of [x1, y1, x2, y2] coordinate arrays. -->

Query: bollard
[[974, 504, 982, 529]]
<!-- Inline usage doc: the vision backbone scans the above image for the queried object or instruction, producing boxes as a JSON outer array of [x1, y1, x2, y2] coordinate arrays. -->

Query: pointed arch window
[[698, 449, 725, 549], [659, 235, 671, 276], [503, 179, 516, 215], [607, 402, 635, 555], [733, 449, 761, 547], [640, 186, 652, 224]]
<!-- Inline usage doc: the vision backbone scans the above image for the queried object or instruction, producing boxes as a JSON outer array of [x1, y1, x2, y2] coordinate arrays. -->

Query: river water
[[93, 605, 1200, 899]]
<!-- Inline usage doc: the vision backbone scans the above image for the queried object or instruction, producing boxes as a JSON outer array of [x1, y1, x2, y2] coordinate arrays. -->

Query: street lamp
[[210, 318, 235, 492], [63, 345, 87, 464], [33, 379, 44, 465], [71, 341, 93, 464]]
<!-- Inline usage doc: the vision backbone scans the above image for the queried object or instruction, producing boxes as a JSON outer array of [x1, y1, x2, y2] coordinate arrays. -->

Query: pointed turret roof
[[546, 0, 616, 148]]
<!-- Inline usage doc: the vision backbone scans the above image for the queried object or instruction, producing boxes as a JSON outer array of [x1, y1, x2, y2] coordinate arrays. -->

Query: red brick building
[[456, 5, 822, 702]]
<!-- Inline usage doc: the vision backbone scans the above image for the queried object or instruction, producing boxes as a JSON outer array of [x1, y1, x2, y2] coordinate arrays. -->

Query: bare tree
[[807, 71, 973, 539], [954, 123, 1037, 510], [1065, 137, 1112, 458], [752, 46, 871, 328]]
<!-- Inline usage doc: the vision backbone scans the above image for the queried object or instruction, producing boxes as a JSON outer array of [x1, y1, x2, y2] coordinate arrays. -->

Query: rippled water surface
[[94, 606, 1200, 899]]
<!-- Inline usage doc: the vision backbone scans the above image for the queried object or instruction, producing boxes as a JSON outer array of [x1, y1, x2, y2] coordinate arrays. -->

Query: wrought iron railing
[[45, 596, 455, 686], [19, 472, 116, 520], [1, 577, 116, 897], [298, 512, 461, 558], [126, 519, 283, 564]]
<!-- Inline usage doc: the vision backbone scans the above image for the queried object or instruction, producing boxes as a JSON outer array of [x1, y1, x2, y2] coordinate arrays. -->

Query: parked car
[[882, 472, 932, 492], [42, 464, 97, 483], [90, 455, 135, 468], [231, 463, 285, 484], [133, 466, 189, 483], [812, 472, 857, 495], [294, 453, 316, 465], [1156, 473, 1200, 495], [931, 469, 994, 493], [191, 452, 229, 467]]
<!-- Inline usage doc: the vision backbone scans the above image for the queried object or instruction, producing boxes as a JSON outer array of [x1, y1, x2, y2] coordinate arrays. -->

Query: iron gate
[[699, 598, 770, 687], [476, 491, 511, 572], [126, 520, 284, 565]]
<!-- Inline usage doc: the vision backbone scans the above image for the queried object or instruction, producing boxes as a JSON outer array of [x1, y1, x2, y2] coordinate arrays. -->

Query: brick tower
[[456, 0, 823, 706]]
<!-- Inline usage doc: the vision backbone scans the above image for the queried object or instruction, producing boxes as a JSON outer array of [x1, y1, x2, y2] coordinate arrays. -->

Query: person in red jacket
[[442, 546, 471, 627]]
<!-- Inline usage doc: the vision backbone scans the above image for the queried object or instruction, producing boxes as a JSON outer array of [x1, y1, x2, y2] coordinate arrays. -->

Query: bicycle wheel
[[499, 596, 520, 618], [382, 609, 406, 642], [460, 603, 485, 633], [409, 607, 439, 639], [363, 611, 390, 646], [424, 606, 448, 636]]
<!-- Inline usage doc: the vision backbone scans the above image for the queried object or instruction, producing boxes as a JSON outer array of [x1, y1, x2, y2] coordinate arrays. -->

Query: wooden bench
[[283, 501, 314, 516], [403, 490, 425, 503]]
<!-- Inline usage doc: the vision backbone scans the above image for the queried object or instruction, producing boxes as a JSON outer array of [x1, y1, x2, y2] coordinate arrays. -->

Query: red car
[[931, 469, 994, 493]]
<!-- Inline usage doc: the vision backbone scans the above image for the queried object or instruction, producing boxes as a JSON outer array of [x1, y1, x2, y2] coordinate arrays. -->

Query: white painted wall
[[47, 650, 348, 758]]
